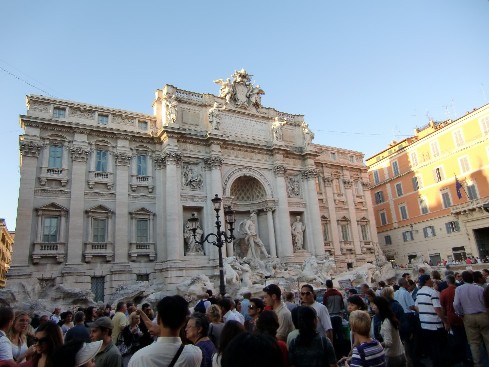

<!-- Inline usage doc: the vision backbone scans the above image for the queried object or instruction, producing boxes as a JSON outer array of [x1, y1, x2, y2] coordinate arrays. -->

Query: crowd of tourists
[[1, 267, 489, 367]]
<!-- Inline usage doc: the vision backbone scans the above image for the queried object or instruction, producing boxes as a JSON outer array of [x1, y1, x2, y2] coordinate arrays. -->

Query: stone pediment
[[86, 204, 112, 214], [338, 216, 350, 222], [130, 208, 154, 215], [358, 217, 369, 223], [36, 202, 69, 213]]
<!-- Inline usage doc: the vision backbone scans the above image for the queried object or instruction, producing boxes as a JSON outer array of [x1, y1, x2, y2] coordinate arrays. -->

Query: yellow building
[[367, 103, 489, 265], [0, 219, 14, 287]]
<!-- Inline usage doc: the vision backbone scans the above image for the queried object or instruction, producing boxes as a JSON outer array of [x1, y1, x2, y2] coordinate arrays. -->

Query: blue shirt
[[351, 340, 385, 367], [454, 282, 487, 315], [394, 288, 415, 314]]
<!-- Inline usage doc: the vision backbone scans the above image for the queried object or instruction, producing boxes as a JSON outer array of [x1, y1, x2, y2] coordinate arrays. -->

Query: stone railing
[[32, 242, 65, 264], [88, 171, 114, 190], [130, 175, 154, 193], [175, 89, 204, 103], [129, 242, 156, 261], [83, 242, 114, 262], [39, 167, 69, 187]]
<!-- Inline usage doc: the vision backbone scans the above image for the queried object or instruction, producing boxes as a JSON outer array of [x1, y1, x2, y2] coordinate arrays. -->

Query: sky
[[1, 1, 489, 230]]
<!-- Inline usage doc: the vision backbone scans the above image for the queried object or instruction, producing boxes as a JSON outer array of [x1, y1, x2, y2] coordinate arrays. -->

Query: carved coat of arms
[[214, 69, 265, 110]]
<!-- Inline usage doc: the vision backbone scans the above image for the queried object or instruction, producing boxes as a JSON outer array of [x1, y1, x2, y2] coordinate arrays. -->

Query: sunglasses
[[249, 305, 256, 309], [301, 291, 312, 296], [33, 337, 49, 345]]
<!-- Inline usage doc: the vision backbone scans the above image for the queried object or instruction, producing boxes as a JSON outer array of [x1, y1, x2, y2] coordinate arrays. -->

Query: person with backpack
[[194, 295, 211, 314]]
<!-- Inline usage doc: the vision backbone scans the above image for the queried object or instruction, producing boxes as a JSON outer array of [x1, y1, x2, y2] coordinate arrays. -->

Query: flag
[[455, 176, 463, 199]]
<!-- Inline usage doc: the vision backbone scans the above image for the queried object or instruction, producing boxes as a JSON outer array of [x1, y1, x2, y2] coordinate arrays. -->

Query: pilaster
[[165, 150, 183, 260], [302, 167, 324, 257], [344, 179, 362, 255], [114, 150, 131, 263], [273, 162, 293, 257]]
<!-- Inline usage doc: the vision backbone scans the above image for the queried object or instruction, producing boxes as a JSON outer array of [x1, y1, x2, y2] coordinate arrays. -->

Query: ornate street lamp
[[188, 194, 235, 297]]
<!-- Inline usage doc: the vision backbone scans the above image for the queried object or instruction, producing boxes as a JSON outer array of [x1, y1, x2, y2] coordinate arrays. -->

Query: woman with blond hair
[[206, 304, 224, 347], [7, 311, 35, 363]]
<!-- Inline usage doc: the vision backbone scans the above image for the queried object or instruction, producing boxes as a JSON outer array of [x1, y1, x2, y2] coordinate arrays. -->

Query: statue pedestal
[[284, 250, 311, 265]]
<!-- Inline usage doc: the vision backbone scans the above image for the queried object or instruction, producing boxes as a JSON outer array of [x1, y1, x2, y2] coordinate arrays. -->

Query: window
[[395, 183, 403, 197], [95, 150, 108, 172], [322, 223, 330, 241], [91, 277, 105, 302], [480, 116, 489, 135], [379, 211, 387, 226], [441, 190, 452, 208], [423, 226, 436, 238], [354, 180, 363, 196], [431, 141, 440, 158], [98, 114, 109, 125], [136, 219, 149, 243], [459, 156, 470, 174], [412, 176, 421, 191], [330, 152, 337, 160], [48, 145, 63, 169], [375, 191, 384, 204], [92, 218, 107, 243], [137, 154, 147, 176], [349, 155, 355, 163], [42, 217, 59, 242], [392, 161, 400, 176], [453, 129, 464, 147], [53, 107, 66, 119], [410, 152, 418, 166], [399, 204, 408, 220], [360, 224, 369, 241], [433, 167, 444, 182], [136, 274, 149, 282], [138, 121, 148, 130], [419, 198, 429, 214], [402, 231, 414, 242], [467, 183, 478, 200], [384, 235, 392, 245], [340, 224, 350, 241], [445, 221, 460, 234], [373, 170, 380, 185]]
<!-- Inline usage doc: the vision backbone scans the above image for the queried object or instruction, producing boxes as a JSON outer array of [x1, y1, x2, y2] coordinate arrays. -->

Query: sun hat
[[75, 341, 102, 366]]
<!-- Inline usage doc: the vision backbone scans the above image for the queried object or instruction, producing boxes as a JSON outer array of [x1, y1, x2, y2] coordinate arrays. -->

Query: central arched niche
[[230, 175, 267, 204]]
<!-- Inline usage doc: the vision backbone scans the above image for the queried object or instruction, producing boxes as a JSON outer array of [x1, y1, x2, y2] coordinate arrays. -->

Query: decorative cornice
[[301, 168, 318, 179], [273, 164, 287, 176], [342, 179, 353, 189], [323, 176, 333, 186], [19, 141, 42, 157], [153, 154, 165, 170], [70, 146, 90, 162], [204, 156, 223, 169], [164, 151, 182, 165]]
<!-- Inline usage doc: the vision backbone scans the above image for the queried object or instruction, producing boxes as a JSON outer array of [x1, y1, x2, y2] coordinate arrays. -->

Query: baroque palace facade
[[11, 70, 378, 301], [367, 103, 489, 265]]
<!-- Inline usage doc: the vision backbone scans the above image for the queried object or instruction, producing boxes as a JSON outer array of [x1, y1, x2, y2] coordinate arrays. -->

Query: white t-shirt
[[310, 301, 333, 337], [0, 330, 13, 361], [415, 286, 443, 330]]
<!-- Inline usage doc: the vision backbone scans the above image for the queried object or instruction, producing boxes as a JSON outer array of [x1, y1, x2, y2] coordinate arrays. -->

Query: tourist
[[83, 307, 96, 328], [49, 308, 61, 325], [380, 287, 403, 327], [118, 312, 143, 367], [206, 305, 224, 347], [194, 295, 211, 314], [60, 311, 74, 336], [137, 304, 154, 349], [53, 340, 102, 367], [27, 321, 64, 367], [240, 292, 252, 322], [218, 298, 241, 324], [263, 284, 295, 341], [220, 333, 283, 367], [288, 306, 337, 367], [339, 310, 385, 367], [128, 295, 202, 367], [89, 316, 122, 367], [286, 307, 300, 348], [284, 292, 297, 312], [255, 311, 288, 366], [323, 279, 346, 355], [7, 311, 35, 363], [211, 320, 244, 367], [65, 311, 90, 344], [300, 284, 332, 341], [111, 302, 128, 343], [244, 298, 264, 333], [0, 307, 15, 362], [371, 297, 405, 366], [185, 313, 215, 367]]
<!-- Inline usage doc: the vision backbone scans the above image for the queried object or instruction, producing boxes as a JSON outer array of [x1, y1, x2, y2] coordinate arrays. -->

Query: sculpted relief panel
[[182, 163, 204, 191]]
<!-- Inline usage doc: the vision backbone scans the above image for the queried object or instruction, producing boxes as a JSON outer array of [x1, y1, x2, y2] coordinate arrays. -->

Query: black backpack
[[194, 300, 206, 314]]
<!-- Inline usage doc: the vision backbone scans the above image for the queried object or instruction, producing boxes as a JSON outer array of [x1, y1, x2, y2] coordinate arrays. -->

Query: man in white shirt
[[129, 295, 202, 367], [300, 284, 333, 341], [218, 298, 243, 324], [0, 307, 14, 362]]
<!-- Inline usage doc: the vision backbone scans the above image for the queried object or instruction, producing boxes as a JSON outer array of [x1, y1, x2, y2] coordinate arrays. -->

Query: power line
[[0, 64, 55, 97]]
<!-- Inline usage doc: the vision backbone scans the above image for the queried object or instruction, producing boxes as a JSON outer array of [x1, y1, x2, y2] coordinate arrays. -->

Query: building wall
[[0, 219, 14, 288], [367, 104, 489, 264]]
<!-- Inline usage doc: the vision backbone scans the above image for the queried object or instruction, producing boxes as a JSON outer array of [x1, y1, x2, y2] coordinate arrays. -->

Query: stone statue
[[302, 122, 314, 148], [184, 216, 204, 255], [242, 212, 270, 259], [165, 95, 178, 124], [271, 117, 285, 142], [183, 164, 203, 190], [291, 216, 305, 251], [214, 70, 264, 109], [224, 257, 241, 285], [208, 102, 222, 130], [247, 85, 265, 109], [214, 78, 233, 104]]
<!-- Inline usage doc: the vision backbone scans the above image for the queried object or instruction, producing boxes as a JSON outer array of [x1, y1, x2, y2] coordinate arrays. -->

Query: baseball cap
[[263, 284, 281, 298], [88, 316, 113, 330], [75, 341, 102, 366], [418, 274, 431, 286]]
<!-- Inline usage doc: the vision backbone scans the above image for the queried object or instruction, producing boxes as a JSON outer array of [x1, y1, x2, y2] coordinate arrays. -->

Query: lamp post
[[188, 194, 235, 297]]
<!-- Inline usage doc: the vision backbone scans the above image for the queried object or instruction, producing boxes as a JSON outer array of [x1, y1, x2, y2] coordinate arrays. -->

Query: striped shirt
[[350, 340, 385, 367], [415, 286, 443, 330]]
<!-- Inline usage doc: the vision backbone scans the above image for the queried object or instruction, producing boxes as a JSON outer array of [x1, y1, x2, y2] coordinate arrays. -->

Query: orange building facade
[[367, 103, 489, 265]]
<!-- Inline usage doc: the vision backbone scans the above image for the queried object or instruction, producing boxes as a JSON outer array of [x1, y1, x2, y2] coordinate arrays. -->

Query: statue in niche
[[213, 78, 233, 104], [165, 95, 178, 124], [287, 176, 301, 197], [241, 212, 270, 259], [302, 122, 314, 148], [208, 102, 222, 130], [271, 117, 285, 142], [291, 216, 306, 251], [184, 215, 204, 255], [183, 164, 203, 190]]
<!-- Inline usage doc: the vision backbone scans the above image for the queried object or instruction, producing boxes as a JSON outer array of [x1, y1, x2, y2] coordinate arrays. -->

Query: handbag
[[115, 330, 131, 356], [168, 344, 184, 367]]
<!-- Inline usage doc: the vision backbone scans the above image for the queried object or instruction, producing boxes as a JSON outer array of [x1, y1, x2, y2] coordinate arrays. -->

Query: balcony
[[129, 242, 156, 261], [88, 171, 114, 190], [32, 242, 65, 264], [340, 241, 354, 255], [83, 242, 113, 262], [361, 241, 374, 254], [451, 196, 489, 215], [39, 167, 69, 187], [130, 175, 154, 193]]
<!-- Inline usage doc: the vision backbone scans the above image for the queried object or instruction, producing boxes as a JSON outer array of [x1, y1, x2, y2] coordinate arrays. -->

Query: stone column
[[153, 154, 166, 261], [264, 207, 277, 258], [323, 177, 341, 256], [302, 167, 325, 257], [363, 181, 378, 245], [114, 151, 131, 263], [344, 179, 362, 255], [13, 141, 42, 266], [66, 145, 89, 264], [165, 151, 184, 260], [205, 155, 225, 259], [273, 164, 293, 258]]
